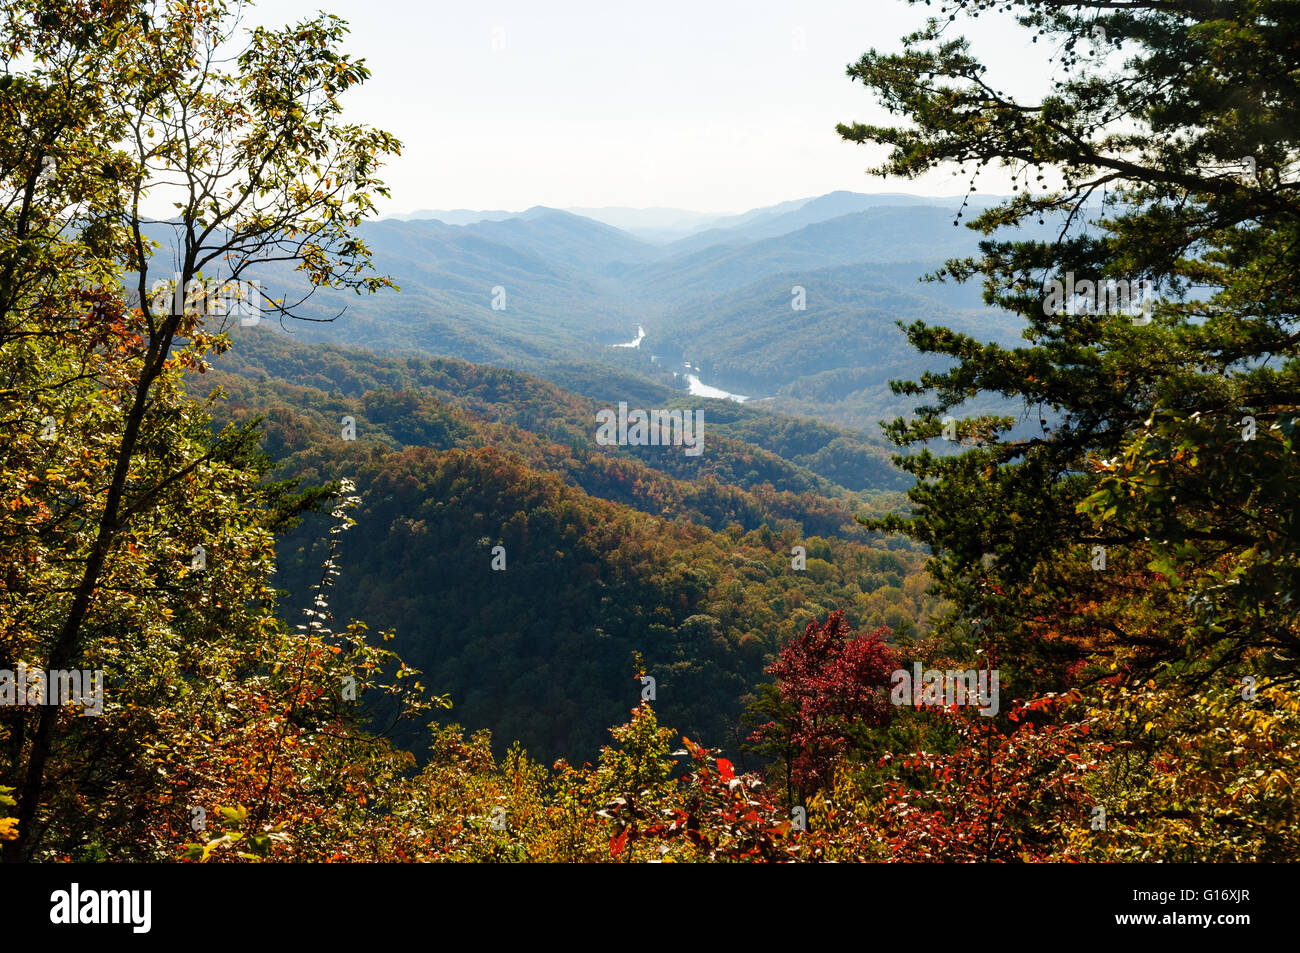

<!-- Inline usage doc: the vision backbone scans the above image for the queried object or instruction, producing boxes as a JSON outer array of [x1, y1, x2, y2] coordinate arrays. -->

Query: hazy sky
[[246, 0, 1051, 216]]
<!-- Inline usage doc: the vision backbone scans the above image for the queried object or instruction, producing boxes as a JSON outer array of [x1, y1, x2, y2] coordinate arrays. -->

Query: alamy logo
[[1042, 272, 1155, 322], [595, 401, 704, 457], [0, 663, 103, 716], [50, 883, 151, 933], [890, 662, 999, 716], [148, 273, 262, 325]]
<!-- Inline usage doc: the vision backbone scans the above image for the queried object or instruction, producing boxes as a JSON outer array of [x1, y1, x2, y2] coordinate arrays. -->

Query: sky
[[243, 0, 1055, 217]]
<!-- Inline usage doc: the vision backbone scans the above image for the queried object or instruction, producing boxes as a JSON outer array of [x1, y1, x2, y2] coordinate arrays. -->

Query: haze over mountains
[[241, 190, 1043, 433], [399, 190, 1003, 244]]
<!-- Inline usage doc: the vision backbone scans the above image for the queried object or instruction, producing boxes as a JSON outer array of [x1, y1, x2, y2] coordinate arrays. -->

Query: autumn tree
[[842, 0, 1300, 857], [0, 0, 399, 860], [749, 610, 896, 800]]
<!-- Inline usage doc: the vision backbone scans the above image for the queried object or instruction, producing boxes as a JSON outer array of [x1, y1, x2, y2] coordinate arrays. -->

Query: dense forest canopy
[[196, 331, 935, 762]]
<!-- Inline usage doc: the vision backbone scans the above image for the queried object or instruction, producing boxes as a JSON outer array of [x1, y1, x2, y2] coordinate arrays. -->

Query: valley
[[192, 192, 1049, 761], [237, 191, 1042, 433], [200, 329, 938, 762]]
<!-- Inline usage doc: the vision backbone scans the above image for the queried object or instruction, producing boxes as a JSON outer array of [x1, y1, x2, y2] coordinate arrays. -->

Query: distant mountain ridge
[[211, 189, 1046, 433], [390, 190, 1009, 245]]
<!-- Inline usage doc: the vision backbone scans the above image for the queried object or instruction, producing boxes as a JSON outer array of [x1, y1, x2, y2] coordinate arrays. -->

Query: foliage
[[833, 0, 1300, 861], [750, 610, 895, 798], [2, 0, 1297, 865]]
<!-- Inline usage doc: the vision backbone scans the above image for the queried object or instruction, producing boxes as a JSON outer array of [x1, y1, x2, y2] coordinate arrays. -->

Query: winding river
[[608, 327, 754, 400], [612, 325, 646, 348], [608, 326, 749, 402], [682, 364, 748, 403]]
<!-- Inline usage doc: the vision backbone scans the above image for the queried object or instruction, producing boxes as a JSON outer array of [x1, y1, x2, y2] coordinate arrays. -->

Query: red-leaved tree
[[753, 610, 896, 799]]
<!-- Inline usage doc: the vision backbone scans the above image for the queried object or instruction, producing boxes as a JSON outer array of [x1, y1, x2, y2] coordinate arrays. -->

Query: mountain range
[[236, 190, 1048, 433], [189, 189, 1071, 759]]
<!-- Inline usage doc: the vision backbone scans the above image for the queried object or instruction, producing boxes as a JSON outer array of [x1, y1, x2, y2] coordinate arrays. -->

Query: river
[[683, 364, 749, 402], [612, 325, 646, 348], [609, 327, 750, 402]]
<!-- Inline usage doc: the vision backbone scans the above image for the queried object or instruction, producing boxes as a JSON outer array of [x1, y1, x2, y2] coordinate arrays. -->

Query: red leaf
[[717, 758, 735, 783], [610, 827, 628, 856]]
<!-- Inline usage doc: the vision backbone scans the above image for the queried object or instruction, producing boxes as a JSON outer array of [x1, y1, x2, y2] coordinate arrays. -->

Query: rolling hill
[[197, 329, 937, 761]]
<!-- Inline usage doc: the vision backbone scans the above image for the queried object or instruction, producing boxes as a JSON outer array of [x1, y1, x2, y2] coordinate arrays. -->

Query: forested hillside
[[197, 332, 934, 760]]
